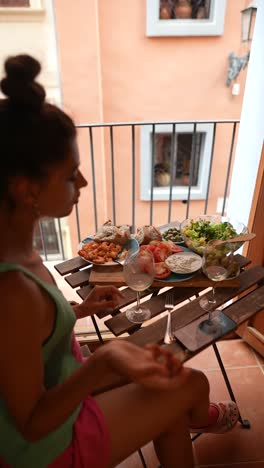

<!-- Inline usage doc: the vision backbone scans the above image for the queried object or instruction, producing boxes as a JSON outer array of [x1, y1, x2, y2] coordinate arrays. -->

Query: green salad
[[182, 219, 238, 253], [183, 219, 237, 241]]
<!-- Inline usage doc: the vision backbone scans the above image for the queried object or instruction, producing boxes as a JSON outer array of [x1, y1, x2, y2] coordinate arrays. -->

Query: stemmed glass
[[199, 240, 240, 334], [123, 250, 155, 323]]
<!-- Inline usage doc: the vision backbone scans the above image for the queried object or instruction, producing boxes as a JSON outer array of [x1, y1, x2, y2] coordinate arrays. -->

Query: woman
[[0, 55, 239, 468]]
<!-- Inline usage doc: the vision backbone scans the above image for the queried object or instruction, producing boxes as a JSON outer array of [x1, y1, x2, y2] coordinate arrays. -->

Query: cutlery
[[210, 232, 256, 247], [163, 291, 174, 345]]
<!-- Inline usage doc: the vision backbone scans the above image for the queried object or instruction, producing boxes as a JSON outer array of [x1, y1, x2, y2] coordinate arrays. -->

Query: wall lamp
[[226, 1, 257, 87]]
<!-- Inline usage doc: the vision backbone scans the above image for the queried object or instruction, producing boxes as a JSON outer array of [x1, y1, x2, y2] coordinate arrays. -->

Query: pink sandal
[[191, 401, 239, 434]]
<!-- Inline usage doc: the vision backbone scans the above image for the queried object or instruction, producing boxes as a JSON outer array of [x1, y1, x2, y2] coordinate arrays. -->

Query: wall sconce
[[226, 0, 257, 87], [241, 0, 257, 42]]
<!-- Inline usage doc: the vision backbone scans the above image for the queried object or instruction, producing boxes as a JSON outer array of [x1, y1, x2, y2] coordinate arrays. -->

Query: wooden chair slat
[[76, 285, 93, 300], [224, 283, 264, 325], [54, 256, 87, 275], [65, 268, 91, 288]]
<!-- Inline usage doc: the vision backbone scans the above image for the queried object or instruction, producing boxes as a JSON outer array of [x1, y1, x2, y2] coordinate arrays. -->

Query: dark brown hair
[[0, 54, 76, 201]]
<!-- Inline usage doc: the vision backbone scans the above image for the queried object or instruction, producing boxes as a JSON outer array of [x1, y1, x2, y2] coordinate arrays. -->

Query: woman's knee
[[189, 368, 210, 395]]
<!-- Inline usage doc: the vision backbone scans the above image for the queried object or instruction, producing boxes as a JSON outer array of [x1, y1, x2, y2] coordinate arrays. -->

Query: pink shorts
[[49, 337, 111, 467], [0, 336, 111, 468], [49, 395, 110, 468]]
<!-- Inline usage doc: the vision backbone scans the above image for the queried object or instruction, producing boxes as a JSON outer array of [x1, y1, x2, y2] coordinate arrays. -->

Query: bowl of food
[[180, 215, 248, 256], [159, 221, 185, 244]]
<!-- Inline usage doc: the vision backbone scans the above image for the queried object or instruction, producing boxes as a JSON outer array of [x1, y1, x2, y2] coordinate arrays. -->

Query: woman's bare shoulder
[[0, 270, 42, 325]]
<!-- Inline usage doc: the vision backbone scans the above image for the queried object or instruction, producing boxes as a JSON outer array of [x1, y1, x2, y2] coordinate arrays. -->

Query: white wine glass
[[199, 240, 240, 334], [123, 250, 155, 323]]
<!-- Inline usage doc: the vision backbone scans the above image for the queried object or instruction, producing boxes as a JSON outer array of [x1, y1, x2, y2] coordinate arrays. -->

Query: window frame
[[146, 0, 226, 37], [0, 0, 44, 16], [140, 123, 214, 201]]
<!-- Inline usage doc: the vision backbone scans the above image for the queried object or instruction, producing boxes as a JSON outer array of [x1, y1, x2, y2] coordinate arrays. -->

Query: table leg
[[213, 343, 251, 429], [91, 315, 105, 344]]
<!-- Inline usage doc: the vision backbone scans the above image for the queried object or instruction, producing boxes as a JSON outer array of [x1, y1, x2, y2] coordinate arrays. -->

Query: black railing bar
[[109, 126, 116, 225], [76, 119, 240, 129], [222, 122, 237, 216], [186, 123, 197, 219], [131, 125, 136, 233], [150, 124, 156, 225], [57, 218, 65, 260], [204, 122, 217, 215], [89, 127, 98, 232], [168, 123, 176, 223], [75, 204, 81, 244], [39, 220, 48, 261]]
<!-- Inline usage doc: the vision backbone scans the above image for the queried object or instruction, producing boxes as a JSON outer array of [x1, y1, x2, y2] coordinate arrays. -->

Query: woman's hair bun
[[0, 54, 45, 109]]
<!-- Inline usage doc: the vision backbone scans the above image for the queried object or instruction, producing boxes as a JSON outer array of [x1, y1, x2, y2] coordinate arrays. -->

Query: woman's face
[[37, 141, 87, 218]]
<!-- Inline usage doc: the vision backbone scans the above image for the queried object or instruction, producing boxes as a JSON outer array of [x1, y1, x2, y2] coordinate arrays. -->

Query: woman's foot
[[191, 401, 239, 434]]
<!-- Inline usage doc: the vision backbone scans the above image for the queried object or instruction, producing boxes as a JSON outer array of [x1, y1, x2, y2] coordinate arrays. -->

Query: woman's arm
[[71, 285, 124, 320], [0, 274, 185, 443], [0, 273, 119, 442]]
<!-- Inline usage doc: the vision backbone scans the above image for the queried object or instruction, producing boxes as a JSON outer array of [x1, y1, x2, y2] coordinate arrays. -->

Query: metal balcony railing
[[37, 119, 240, 261]]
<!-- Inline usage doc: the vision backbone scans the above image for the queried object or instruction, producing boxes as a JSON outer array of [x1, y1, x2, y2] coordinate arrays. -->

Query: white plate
[[78, 237, 139, 266], [165, 251, 202, 274]]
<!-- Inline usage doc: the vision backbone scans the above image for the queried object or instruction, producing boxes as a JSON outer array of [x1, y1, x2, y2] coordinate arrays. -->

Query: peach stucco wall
[[54, 0, 249, 248]]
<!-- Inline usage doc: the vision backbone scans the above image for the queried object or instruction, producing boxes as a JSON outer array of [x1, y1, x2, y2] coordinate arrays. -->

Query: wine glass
[[199, 240, 240, 334], [123, 250, 155, 323]]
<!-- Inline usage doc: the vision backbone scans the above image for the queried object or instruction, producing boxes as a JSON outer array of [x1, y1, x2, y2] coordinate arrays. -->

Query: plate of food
[[78, 220, 139, 266], [138, 241, 201, 282], [165, 251, 202, 274], [159, 221, 185, 244], [78, 237, 139, 266]]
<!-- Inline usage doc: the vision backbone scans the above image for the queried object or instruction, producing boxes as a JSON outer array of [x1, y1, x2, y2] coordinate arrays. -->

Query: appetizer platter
[[78, 221, 139, 266], [79, 218, 253, 285]]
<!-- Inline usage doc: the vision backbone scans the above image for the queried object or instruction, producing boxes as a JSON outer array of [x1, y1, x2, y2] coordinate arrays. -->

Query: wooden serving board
[[89, 265, 240, 288]]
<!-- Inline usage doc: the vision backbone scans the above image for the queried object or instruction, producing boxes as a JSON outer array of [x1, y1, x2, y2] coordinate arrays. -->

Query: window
[[0, 0, 43, 14], [34, 218, 60, 256], [0, 0, 30, 5], [140, 123, 214, 201], [159, 0, 211, 20], [146, 0, 226, 36]]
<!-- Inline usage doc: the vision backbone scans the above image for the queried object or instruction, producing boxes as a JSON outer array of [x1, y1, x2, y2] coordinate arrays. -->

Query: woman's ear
[[8, 176, 40, 208]]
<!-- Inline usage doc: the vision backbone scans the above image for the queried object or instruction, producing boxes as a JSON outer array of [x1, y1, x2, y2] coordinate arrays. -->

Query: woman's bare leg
[[95, 368, 210, 468]]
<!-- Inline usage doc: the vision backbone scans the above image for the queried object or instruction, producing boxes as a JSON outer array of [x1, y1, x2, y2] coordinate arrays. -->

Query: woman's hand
[[74, 285, 125, 319], [101, 340, 191, 390]]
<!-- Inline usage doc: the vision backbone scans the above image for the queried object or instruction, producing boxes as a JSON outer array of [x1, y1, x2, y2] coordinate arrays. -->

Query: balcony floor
[[47, 262, 264, 467], [117, 340, 264, 468]]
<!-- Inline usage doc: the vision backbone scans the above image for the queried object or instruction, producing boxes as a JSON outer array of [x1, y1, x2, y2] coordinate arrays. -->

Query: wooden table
[[54, 251, 264, 430], [54, 252, 263, 345]]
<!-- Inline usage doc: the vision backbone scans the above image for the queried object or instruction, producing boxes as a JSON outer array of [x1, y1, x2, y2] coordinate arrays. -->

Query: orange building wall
[[53, 0, 248, 247]]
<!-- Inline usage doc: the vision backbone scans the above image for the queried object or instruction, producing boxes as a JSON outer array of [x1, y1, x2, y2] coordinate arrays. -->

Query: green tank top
[[0, 262, 82, 468]]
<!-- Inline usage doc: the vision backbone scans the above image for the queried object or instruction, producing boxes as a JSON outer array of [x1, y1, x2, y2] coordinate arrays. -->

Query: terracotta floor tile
[[188, 339, 257, 371], [214, 339, 258, 368], [187, 345, 219, 370], [194, 367, 264, 466]]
